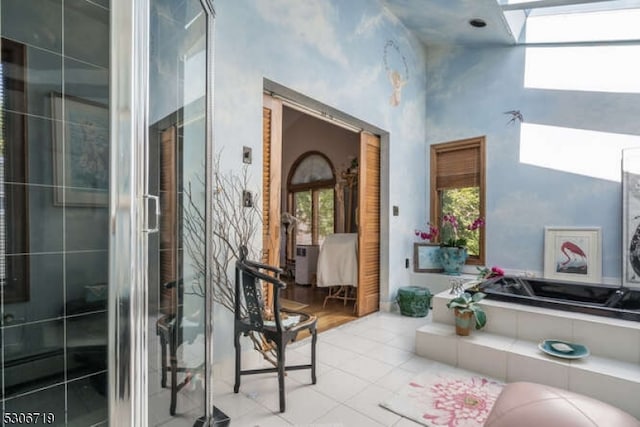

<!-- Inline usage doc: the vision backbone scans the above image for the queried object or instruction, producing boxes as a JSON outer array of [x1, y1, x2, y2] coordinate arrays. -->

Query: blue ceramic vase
[[439, 246, 468, 275]]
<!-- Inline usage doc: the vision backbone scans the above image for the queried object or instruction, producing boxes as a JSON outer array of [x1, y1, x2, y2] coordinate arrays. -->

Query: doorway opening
[[281, 107, 359, 333], [263, 89, 381, 335]]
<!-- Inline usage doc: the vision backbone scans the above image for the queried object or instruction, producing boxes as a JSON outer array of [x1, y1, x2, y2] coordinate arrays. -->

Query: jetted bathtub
[[473, 276, 640, 322]]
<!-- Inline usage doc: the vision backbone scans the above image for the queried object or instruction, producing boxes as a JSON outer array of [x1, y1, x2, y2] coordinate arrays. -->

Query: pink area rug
[[380, 370, 504, 427]]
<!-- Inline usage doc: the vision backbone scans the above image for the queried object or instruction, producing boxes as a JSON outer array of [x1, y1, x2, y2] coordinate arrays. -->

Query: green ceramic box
[[397, 286, 432, 317]]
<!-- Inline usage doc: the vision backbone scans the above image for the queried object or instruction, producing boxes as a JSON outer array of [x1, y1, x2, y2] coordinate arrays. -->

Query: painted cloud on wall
[[354, 12, 386, 37], [255, 0, 349, 67], [213, 0, 429, 318]]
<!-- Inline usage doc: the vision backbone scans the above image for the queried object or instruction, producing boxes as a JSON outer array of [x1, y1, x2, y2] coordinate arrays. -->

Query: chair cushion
[[485, 382, 640, 427], [262, 310, 316, 331]]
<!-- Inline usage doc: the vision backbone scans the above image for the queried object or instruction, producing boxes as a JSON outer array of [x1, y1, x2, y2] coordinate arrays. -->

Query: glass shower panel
[[1, 0, 110, 425], [148, 0, 208, 424]]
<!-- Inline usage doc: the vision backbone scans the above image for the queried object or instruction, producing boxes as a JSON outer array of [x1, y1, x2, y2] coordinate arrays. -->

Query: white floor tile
[[313, 368, 370, 402], [338, 354, 395, 382], [287, 361, 334, 384], [212, 359, 236, 384], [386, 334, 415, 352], [210, 389, 263, 420], [348, 324, 400, 344], [276, 386, 341, 425], [206, 308, 640, 425], [343, 383, 401, 426], [313, 403, 385, 426], [398, 355, 448, 374], [337, 321, 372, 336], [212, 378, 233, 398], [158, 410, 204, 427], [230, 406, 293, 426], [392, 416, 425, 426], [366, 343, 414, 367], [233, 373, 305, 408], [374, 367, 417, 392], [378, 315, 431, 336], [321, 330, 380, 355], [353, 318, 392, 333], [210, 312, 505, 426], [148, 393, 176, 427], [306, 341, 362, 369]]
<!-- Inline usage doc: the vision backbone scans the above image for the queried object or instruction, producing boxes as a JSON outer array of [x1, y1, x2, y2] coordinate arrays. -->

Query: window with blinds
[[430, 136, 486, 264]]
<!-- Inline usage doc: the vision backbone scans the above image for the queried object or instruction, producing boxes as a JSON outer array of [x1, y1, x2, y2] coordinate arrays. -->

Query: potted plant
[[416, 214, 485, 275], [446, 291, 487, 336]]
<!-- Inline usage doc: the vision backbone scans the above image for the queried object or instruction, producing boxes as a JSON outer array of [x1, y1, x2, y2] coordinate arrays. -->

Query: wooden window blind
[[434, 145, 480, 189]]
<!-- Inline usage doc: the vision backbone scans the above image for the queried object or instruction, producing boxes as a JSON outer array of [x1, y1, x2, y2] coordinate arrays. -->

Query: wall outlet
[[393, 206, 399, 216]]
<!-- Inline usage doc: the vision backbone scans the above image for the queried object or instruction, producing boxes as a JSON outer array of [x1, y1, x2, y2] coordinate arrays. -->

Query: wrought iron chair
[[234, 247, 317, 413]]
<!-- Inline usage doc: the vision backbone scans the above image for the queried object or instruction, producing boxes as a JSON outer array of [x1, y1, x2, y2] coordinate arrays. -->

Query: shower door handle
[[143, 194, 160, 234]]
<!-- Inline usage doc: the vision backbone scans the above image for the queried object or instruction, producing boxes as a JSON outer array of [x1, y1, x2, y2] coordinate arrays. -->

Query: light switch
[[243, 146, 252, 164], [243, 190, 253, 207]]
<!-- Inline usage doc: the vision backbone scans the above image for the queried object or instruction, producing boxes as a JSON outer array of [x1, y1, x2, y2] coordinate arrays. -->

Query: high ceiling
[[381, 0, 516, 46], [381, 0, 640, 47]]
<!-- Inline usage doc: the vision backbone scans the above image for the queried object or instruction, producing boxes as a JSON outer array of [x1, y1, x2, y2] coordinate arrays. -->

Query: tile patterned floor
[[212, 311, 441, 426]]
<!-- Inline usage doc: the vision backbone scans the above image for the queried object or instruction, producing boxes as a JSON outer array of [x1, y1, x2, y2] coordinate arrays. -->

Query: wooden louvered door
[[262, 94, 282, 283], [357, 132, 381, 316]]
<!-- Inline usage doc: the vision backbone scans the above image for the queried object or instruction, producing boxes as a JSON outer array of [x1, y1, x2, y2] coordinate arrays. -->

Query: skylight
[[525, 45, 640, 93], [500, 0, 640, 44], [520, 123, 640, 181]]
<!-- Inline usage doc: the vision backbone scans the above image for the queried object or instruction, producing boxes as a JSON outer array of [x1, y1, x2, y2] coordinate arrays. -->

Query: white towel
[[317, 233, 358, 287]]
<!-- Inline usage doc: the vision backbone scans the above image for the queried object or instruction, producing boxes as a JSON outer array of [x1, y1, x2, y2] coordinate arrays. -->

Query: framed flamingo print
[[544, 227, 602, 284]]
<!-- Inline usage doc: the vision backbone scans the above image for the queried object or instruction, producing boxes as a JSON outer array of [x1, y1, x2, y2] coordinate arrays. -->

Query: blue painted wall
[[214, 2, 640, 338], [425, 44, 640, 282], [214, 0, 428, 305]]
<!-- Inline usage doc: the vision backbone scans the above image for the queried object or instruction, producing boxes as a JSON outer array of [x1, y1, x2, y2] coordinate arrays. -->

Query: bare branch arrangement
[[183, 152, 278, 365]]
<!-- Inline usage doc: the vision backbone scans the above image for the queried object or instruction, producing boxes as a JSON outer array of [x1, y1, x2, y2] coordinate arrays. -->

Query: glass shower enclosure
[[1, 0, 215, 425]]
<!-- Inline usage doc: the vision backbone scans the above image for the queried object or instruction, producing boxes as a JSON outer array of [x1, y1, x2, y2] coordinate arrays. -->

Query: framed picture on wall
[[623, 148, 640, 287], [51, 92, 109, 207], [413, 243, 443, 273], [543, 227, 602, 284]]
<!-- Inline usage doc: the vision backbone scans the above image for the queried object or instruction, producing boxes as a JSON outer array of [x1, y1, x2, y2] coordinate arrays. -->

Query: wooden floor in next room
[[280, 280, 358, 338]]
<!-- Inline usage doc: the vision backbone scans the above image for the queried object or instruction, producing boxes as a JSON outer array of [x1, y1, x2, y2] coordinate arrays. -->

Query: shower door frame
[[109, 1, 216, 425]]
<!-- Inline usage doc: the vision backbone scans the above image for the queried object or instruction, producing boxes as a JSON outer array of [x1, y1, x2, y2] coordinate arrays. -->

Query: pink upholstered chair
[[485, 382, 640, 427]]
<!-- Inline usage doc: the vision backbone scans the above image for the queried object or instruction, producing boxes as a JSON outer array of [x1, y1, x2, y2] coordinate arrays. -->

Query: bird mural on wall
[[504, 110, 523, 125]]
